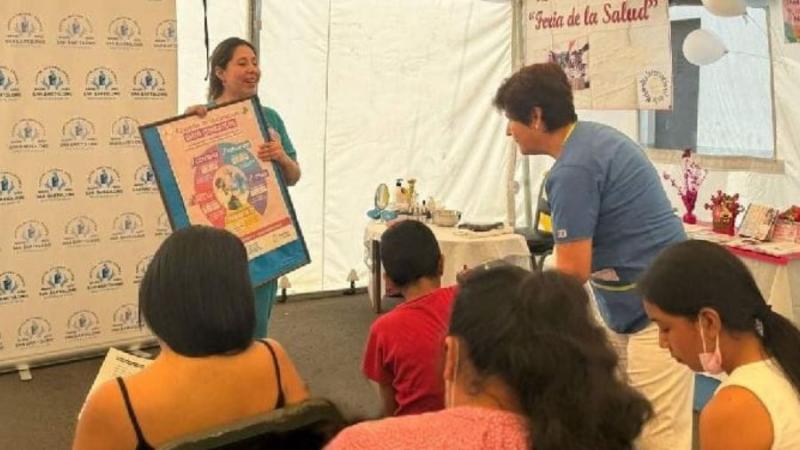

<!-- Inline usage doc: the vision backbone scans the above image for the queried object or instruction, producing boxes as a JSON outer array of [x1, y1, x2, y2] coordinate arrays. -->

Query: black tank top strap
[[259, 339, 286, 409], [116, 377, 154, 450]]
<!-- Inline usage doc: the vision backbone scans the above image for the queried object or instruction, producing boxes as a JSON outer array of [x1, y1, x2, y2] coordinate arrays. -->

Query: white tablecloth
[[364, 222, 531, 309], [685, 223, 800, 324]]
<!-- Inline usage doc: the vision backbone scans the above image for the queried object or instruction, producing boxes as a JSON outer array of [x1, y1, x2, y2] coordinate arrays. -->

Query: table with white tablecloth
[[685, 223, 800, 325], [364, 222, 531, 313]]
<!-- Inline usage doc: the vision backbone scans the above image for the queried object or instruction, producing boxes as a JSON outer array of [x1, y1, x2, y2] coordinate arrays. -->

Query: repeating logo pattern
[[87, 260, 124, 292], [9, 119, 48, 152], [0, 172, 25, 205], [107, 17, 142, 48], [109, 116, 142, 147], [83, 67, 120, 99], [63, 216, 101, 247], [5, 13, 46, 46], [15, 317, 53, 349], [111, 212, 145, 241], [37, 169, 75, 201], [65, 310, 101, 341], [0, 272, 29, 305], [131, 68, 167, 99], [154, 20, 177, 49], [39, 266, 77, 299], [0, 66, 21, 100], [57, 15, 95, 47], [60, 117, 98, 149], [133, 165, 158, 194], [13, 220, 52, 252], [32, 66, 72, 99], [112, 304, 140, 333], [134, 255, 153, 284], [155, 212, 172, 237], [85, 167, 123, 197]]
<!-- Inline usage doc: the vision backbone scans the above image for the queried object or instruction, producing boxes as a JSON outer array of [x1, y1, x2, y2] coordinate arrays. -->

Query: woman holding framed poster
[[186, 37, 302, 338]]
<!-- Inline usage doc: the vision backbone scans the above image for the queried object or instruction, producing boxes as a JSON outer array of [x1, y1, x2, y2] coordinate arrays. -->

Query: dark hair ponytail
[[451, 266, 652, 450], [207, 37, 256, 101], [639, 239, 800, 396]]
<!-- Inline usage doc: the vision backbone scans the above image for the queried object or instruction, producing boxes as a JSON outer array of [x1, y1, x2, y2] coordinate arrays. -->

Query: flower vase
[[681, 191, 697, 224]]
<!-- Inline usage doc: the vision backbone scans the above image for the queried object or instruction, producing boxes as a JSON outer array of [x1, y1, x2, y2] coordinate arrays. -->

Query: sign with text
[[140, 97, 310, 287], [523, 0, 673, 110]]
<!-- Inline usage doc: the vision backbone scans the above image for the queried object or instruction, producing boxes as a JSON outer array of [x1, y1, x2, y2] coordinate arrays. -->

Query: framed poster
[[139, 96, 309, 286]]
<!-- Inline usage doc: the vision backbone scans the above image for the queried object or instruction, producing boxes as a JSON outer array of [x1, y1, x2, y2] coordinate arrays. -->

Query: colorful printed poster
[[786, 0, 800, 43], [139, 97, 309, 286], [523, 0, 673, 110]]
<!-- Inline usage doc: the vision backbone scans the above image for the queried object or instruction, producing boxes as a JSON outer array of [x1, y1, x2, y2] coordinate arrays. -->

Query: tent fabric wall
[[520, 5, 800, 229], [260, 0, 512, 293]]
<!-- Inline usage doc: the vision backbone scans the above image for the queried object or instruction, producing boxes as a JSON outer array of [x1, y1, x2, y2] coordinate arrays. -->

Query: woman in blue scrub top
[[187, 37, 301, 337]]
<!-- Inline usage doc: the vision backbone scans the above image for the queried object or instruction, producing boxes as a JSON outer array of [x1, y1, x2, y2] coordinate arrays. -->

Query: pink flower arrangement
[[663, 149, 707, 224]]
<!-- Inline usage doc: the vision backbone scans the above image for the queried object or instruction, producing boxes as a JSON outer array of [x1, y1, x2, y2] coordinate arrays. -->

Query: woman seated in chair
[[326, 266, 652, 450], [639, 240, 800, 450], [73, 225, 310, 450]]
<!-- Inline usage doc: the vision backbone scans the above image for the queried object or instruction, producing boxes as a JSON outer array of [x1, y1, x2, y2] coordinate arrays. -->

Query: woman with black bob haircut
[[639, 240, 800, 450], [73, 226, 310, 450], [327, 266, 652, 450], [141, 224, 254, 355]]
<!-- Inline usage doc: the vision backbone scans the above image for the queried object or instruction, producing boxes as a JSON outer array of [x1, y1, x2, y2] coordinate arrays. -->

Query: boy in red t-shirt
[[363, 220, 456, 416]]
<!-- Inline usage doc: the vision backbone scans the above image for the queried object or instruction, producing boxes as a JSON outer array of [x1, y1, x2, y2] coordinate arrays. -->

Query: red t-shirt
[[362, 286, 457, 416]]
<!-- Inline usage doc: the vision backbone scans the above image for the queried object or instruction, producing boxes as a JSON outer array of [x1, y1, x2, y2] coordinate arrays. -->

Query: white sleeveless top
[[717, 359, 800, 450]]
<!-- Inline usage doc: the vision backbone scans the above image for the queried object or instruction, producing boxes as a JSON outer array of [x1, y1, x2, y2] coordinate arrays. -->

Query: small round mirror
[[375, 183, 390, 210]]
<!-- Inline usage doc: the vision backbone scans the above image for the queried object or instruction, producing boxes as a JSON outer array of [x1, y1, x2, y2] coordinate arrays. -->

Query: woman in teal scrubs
[[187, 37, 301, 337]]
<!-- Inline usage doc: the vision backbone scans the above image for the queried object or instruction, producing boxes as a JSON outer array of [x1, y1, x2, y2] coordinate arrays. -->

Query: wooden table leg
[[372, 239, 382, 313]]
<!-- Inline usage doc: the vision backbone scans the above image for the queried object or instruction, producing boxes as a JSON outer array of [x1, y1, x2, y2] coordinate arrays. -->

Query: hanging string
[[203, 0, 210, 80]]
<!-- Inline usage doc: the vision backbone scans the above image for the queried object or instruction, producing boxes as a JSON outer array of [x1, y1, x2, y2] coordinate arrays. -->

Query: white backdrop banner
[[0, 0, 176, 371], [523, 0, 672, 110]]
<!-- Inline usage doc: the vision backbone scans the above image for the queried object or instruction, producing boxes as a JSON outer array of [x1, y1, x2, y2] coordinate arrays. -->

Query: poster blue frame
[[139, 96, 310, 287]]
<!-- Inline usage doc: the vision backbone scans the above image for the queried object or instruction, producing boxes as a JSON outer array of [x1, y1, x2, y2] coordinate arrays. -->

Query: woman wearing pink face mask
[[639, 240, 800, 450]]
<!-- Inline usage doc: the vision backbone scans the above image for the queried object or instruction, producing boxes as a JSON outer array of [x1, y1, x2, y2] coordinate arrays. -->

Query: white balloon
[[702, 0, 747, 16], [683, 29, 729, 66]]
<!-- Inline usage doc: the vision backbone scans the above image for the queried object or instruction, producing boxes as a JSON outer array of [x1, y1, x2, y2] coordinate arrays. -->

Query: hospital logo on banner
[[133, 165, 158, 194], [15, 317, 54, 350], [110, 116, 142, 148], [112, 304, 139, 333], [5, 13, 45, 46], [13, 220, 52, 252], [0, 66, 21, 100], [131, 69, 167, 99], [0, 272, 29, 305], [63, 216, 101, 247], [87, 261, 123, 292], [0, 172, 25, 205], [134, 255, 152, 284], [155, 213, 172, 237], [111, 212, 146, 242], [37, 169, 75, 201], [154, 20, 177, 50], [61, 117, 98, 149], [57, 15, 96, 47], [65, 311, 101, 341], [85, 167, 123, 197], [10, 119, 48, 152], [32, 66, 72, 99], [40, 266, 77, 298], [106, 17, 143, 49], [84, 67, 120, 99]]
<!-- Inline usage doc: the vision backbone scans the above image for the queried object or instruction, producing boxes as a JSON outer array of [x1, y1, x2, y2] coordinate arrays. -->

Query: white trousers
[[606, 322, 695, 450]]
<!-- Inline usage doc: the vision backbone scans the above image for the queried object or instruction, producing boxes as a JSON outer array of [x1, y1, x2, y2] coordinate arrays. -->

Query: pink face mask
[[698, 324, 723, 374]]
